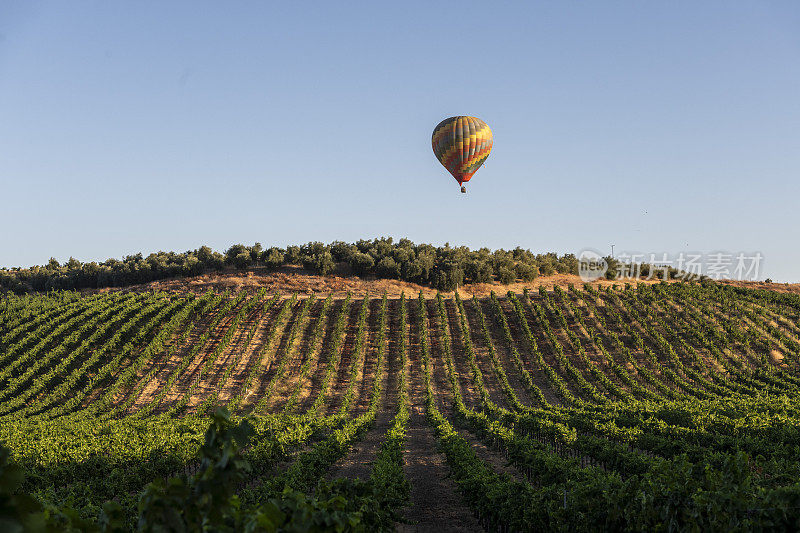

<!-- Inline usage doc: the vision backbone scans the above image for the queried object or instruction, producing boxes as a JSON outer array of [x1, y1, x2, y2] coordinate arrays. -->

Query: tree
[[376, 257, 401, 279], [415, 253, 435, 283], [232, 252, 251, 270], [433, 261, 464, 291], [465, 260, 493, 283], [263, 248, 285, 270], [350, 252, 375, 276], [538, 261, 555, 276], [330, 241, 355, 262], [285, 245, 302, 265], [558, 253, 579, 275], [514, 262, 538, 282], [402, 259, 423, 282], [225, 244, 249, 266], [303, 251, 335, 275], [496, 266, 516, 285], [182, 255, 202, 276], [249, 242, 263, 262], [604, 256, 621, 280]]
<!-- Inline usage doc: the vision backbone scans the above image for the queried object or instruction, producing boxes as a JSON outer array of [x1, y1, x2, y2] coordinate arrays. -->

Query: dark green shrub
[[249, 242, 262, 262], [350, 252, 375, 276], [285, 245, 302, 265], [377, 257, 401, 279], [465, 260, 493, 283], [538, 262, 555, 276], [263, 248, 285, 270], [514, 262, 538, 282], [303, 252, 335, 276], [224, 244, 249, 265], [330, 241, 355, 262], [496, 266, 516, 284], [232, 252, 251, 270]]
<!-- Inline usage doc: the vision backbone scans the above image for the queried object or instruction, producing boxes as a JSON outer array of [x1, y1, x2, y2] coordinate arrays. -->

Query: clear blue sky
[[2, 2, 799, 281]]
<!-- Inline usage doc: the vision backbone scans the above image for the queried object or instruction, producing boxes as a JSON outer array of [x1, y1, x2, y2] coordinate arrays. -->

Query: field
[[3, 280, 800, 531]]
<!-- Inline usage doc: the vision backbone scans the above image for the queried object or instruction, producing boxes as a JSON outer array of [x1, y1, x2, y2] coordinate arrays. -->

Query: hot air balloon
[[432, 116, 493, 193]]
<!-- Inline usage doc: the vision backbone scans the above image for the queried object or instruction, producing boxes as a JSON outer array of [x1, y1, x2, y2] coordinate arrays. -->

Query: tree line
[[0, 237, 690, 294], [0, 238, 573, 292]]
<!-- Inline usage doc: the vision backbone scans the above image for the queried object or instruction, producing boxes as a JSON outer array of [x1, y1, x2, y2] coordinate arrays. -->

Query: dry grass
[[718, 279, 800, 295], [84, 266, 680, 299]]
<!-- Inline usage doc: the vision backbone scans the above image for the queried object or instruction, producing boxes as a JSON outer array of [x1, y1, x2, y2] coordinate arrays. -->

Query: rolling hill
[[2, 274, 800, 531]]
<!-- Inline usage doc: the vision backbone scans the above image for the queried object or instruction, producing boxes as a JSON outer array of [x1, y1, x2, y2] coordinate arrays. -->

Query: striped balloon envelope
[[432, 116, 493, 192]]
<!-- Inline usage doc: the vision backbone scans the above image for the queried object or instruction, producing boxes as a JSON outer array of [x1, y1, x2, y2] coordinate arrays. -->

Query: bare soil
[[156, 301, 245, 411], [441, 299, 481, 409], [425, 299, 457, 416], [460, 300, 514, 409], [217, 301, 283, 402], [324, 301, 362, 416], [718, 279, 800, 295], [351, 298, 384, 416], [186, 303, 263, 410], [251, 300, 314, 413], [494, 297, 563, 406], [395, 408, 482, 533], [397, 326, 482, 533], [238, 300, 304, 411], [128, 304, 237, 411], [294, 301, 344, 414], [283, 302, 334, 413], [327, 315, 395, 480], [83, 265, 684, 300], [260, 301, 322, 413], [476, 298, 541, 407]]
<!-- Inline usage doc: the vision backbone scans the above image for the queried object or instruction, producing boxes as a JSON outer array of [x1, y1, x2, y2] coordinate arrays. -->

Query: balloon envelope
[[432, 116, 493, 186]]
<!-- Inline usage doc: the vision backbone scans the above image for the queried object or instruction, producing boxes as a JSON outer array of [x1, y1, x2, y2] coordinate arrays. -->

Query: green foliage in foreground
[[0, 408, 394, 533]]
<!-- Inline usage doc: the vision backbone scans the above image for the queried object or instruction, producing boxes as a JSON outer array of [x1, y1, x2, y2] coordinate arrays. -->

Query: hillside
[[2, 281, 800, 530], [85, 266, 667, 298]]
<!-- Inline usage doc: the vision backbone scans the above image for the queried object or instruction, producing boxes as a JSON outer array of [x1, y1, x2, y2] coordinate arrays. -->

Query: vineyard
[[3, 281, 800, 531]]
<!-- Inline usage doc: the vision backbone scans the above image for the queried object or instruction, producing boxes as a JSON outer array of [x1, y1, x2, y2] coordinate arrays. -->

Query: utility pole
[[611, 244, 615, 258]]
